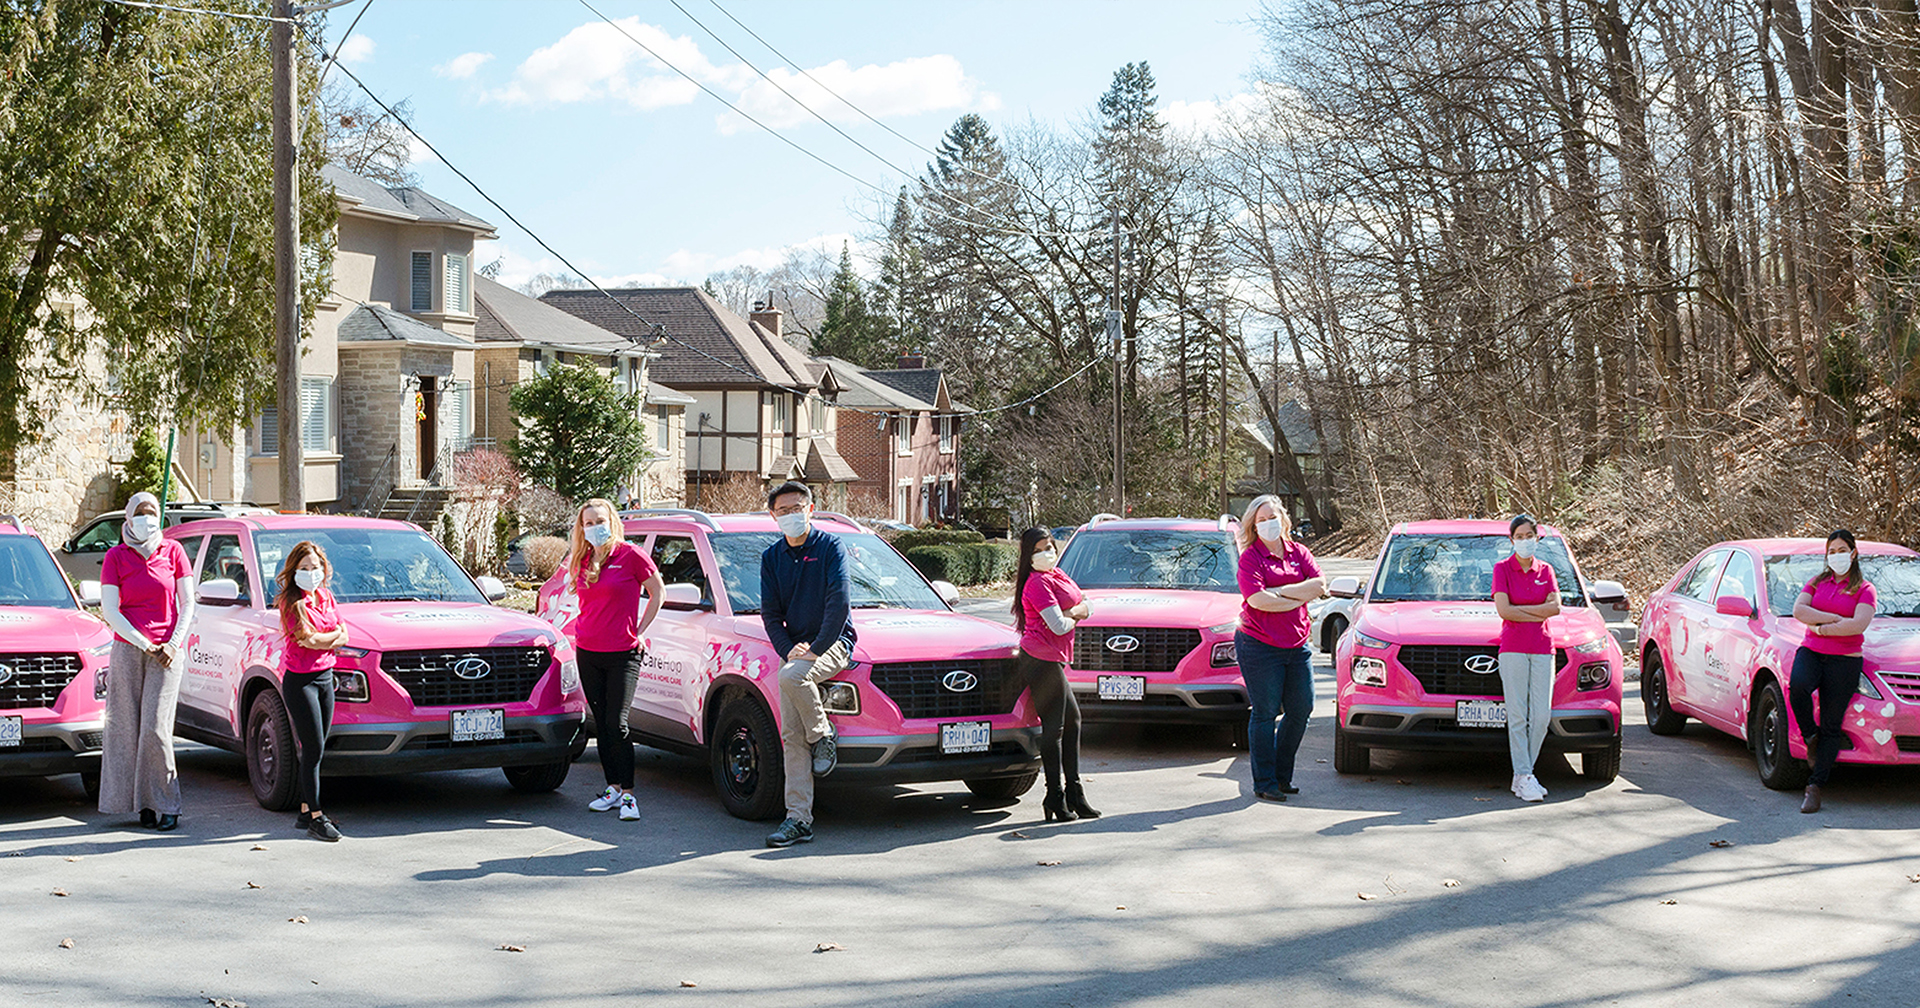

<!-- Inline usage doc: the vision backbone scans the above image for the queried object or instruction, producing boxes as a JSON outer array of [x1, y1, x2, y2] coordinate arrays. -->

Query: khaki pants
[[99, 639, 183, 816], [1498, 651, 1555, 776], [777, 639, 851, 824]]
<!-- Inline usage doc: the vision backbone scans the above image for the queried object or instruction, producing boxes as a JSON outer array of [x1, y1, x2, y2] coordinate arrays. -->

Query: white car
[[1309, 592, 1360, 655]]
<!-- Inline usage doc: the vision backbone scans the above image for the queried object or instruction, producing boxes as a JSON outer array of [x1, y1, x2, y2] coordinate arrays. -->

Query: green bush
[[906, 541, 1015, 585], [959, 542, 1015, 583], [893, 528, 985, 552], [117, 428, 171, 503], [904, 544, 964, 584]]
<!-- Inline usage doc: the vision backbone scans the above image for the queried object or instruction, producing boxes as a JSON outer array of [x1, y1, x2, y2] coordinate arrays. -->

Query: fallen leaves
[[813, 943, 844, 953], [1907, 874, 1920, 884], [1395, 779, 1412, 785], [244, 881, 262, 890], [249, 845, 267, 852], [1658, 899, 1678, 906], [50, 888, 68, 897], [679, 980, 698, 988], [1115, 905, 1127, 910], [1008, 831, 1029, 839], [287, 916, 307, 924], [1036, 860, 1061, 867], [58, 938, 74, 949], [1708, 839, 1734, 848], [1441, 879, 1461, 888], [1357, 892, 1380, 900], [64, 855, 80, 862], [496, 944, 526, 953], [206, 999, 248, 1008], [1315, 758, 1329, 764]]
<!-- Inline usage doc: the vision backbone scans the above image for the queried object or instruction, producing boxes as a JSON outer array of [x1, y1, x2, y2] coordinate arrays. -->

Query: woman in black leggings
[[277, 540, 348, 841], [1011, 528, 1098, 822]]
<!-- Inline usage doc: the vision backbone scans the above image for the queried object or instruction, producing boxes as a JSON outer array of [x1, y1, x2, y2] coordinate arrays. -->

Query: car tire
[[1582, 739, 1622, 782], [80, 771, 100, 801], [710, 692, 784, 821], [964, 771, 1039, 803], [1642, 651, 1686, 735], [1333, 720, 1370, 774], [1322, 615, 1348, 655], [245, 688, 299, 811], [1753, 679, 1810, 791], [504, 759, 571, 793]]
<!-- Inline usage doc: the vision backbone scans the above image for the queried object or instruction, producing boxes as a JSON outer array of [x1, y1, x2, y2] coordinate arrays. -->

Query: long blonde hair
[[568, 498, 624, 586], [1234, 494, 1290, 552]]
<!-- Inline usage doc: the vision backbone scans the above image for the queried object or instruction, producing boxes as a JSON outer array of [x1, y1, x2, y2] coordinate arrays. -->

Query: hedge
[[892, 528, 986, 552], [905, 541, 1016, 586]]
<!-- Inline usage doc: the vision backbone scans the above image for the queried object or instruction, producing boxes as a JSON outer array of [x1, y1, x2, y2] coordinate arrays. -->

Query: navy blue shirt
[[760, 528, 857, 657]]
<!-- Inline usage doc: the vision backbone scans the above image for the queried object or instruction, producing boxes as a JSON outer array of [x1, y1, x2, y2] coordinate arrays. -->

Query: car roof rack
[[1216, 513, 1237, 532], [0, 514, 25, 532], [1087, 513, 1121, 526], [619, 507, 719, 530]]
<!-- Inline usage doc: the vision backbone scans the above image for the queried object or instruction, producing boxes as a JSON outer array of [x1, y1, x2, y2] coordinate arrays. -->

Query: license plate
[[0, 715, 20, 748], [449, 708, 505, 742], [939, 720, 991, 755], [1456, 699, 1507, 728], [1097, 675, 1147, 701]]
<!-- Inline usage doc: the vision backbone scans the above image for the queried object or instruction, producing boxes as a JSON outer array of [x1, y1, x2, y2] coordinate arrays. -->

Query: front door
[[417, 376, 439, 480]]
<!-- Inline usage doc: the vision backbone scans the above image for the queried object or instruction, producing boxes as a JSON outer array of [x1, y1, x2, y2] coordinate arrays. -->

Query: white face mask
[[126, 514, 160, 541], [1256, 518, 1285, 542], [1031, 549, 1058, 571], [293, 568, 325, 592], [1513, 538, 1537, 560], [1827, 551, 1852, 576], [776, 510, 810, 539], [583, 523, 612, 547]]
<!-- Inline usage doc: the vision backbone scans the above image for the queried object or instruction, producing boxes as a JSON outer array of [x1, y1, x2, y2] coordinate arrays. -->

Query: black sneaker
[[765, 817, 814, 848], [306, 814, 341, 842], [810, 734, 838, 777], [293, 810, 312, 831]]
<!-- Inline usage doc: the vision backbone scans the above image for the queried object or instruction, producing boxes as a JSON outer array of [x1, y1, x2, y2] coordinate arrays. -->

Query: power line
[[315, 0, 372, 85], [98, 0, 294, 21]]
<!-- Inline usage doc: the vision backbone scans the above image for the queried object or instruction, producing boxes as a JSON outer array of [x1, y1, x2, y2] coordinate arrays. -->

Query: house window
[[257, 408, 277, 456], [410, 251, 433, 311], [896, 484, 911, 524], [938, 415, 954, 454], [300, 377, 331, 453], [449, 380, 472, 451], [444, 252, 469, 313], [895, 415, 912, 455], [655, 406, 670, 456]]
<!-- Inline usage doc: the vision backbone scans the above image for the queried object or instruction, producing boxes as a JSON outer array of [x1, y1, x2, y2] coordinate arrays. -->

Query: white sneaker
[[1518, 777, 1546, 803], [1529, 774, 1549, 797], [1510, 774, 1524, 796], [617, 792, 640, 821], [588, 785, 622, 812]]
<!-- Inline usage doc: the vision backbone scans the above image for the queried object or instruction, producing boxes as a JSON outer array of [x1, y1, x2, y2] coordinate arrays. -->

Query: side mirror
[[1329, 576, 1362, 599], [1714, 595, 1755, 619], [197, 578, 242, 606], [474, 575, 509, 602], [661, 582, 706, 610], [1590, 580, 1628, 605], [931, 579, 960, 605], [77, 580, 102, 607]]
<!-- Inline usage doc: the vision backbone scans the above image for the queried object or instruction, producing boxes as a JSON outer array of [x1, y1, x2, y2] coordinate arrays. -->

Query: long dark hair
[[276, 540, 331, 633], [1010, 527, 1052, 631], [1818, 528, 1865, 593]]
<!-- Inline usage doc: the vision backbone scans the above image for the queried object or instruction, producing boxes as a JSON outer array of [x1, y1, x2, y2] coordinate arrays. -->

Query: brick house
[[540, 287, 857, 509], [822, 353, 968, 525]]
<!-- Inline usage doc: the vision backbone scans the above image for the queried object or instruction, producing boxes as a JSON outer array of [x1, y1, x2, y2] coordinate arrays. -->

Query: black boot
[[1041, 788, 1078, 823], [1064, 781, 1101, 819]]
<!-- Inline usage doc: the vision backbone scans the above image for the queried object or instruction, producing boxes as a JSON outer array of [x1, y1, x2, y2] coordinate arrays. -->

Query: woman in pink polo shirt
[[1492, 514, 1559, 804], [97, 492, 196, 831], [1233, 494, 1325, 803], [277, 540, 350, 841], [547, 499, 663, 822], [1011, 527, 1097, 822], [1789, 529, 1878, 813]]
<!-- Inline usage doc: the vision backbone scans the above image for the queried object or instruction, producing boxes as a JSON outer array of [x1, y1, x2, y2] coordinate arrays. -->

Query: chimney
[[896, 350, 926, 369], [749, 290, 782, 340]]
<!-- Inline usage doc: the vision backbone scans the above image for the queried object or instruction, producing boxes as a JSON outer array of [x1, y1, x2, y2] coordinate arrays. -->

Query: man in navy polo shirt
[[759, 480, 856, 848]]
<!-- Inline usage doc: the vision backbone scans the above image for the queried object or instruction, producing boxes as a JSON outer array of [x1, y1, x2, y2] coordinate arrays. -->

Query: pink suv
[[169, 514, 586, 809], [0, 516, 111, 797], [1331, 520, 1627, 780], [1054, 515, 1249, 743], [1638, 538, 1920, 788], [608, 508, 1040, 820]]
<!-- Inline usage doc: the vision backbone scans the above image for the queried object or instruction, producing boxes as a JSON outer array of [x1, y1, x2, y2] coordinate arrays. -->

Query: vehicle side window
[[1712, 552, 1758, 608], [199, 533, 251, 603], [72, 518, 121, 553], [173, 535, 208, 575], [651, 535, 712, 607], [1675, 550, 1730, 602]]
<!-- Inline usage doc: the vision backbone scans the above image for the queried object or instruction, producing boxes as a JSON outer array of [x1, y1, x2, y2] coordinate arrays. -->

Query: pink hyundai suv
[[0, 516, 111, 797], [1053, 515, 1250, 744], [1331, 520, 1628, 780], [169, 514, 585, 809], [606, 508, 1040, 820]]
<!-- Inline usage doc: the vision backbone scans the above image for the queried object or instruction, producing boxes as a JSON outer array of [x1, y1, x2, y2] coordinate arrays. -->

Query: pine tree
[[813, 243, 884, 366]]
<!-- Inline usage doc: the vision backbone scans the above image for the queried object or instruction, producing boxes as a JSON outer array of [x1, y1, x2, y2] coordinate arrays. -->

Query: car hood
[[1357, 601, 1613, 649], [1865, 619, 1920, 665], [337, 603, 562, 651], [724, 609, 1020, 663], [1078, 589, 1243, 629], [0, 606, 111, 652]]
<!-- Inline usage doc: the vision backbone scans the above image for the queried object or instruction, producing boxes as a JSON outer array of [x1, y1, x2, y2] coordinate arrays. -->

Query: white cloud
[[336, 33, 375, 65], [434, 52, 494, 80], [718, 55, 995, 135], [405, 132, 435, 166], [1160, 91, 1266, 137], [489, 18, 734, 109], [660, 233, 863, 281]]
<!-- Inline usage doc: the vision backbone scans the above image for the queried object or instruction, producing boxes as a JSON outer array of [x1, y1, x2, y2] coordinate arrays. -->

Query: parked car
[[1637, 538, 1920, 789], [57, 501, 272, 585], [1309, 594, 1359, 655], [601, 507, 1041, 820], [167, 514, 585, 809], [0, 515, 111, 797], [1330, 519, 1628, 780], [1053, 514, 1250, 745]]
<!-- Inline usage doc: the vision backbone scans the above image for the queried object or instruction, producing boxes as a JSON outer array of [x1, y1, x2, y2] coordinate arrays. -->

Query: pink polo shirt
[[571, 542, 660, 653], [1019, 568, 1083, 664], [101, 541, 191, 645], [282, 588, 341, 675], [1492, 554, 1559, 655], [1801, 575, 1876, 656], [1237, 538, 1322, 649]]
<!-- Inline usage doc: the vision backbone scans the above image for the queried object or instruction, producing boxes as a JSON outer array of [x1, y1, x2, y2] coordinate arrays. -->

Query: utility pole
[[1107, 208, 1124, 517], [1217, 305, 1228, 516], [273, 0, 304, 512]]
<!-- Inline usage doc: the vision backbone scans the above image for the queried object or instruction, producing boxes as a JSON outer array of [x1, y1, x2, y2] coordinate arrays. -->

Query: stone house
[[1230, 397, 1335, 523], [819, 354, 968, 525]]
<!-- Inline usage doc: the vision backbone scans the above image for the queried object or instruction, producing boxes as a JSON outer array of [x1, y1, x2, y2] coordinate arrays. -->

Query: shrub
[[905, 541, 1015, 585], [962, 541, 1016, 583], [524, 536, 571, 582], [893, 528, 985, 552], [904, 544, 964, 584]]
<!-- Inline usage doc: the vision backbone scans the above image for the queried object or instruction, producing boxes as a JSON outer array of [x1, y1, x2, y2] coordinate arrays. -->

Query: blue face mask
[[776, 510, 810, 539], [584, 523, 612, 547], [1513, 538, 1537, 560]]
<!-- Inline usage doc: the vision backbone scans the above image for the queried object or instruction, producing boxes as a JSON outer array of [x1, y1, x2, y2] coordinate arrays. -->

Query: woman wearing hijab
[[97, 493, 196, 830], [1790, 529, 1879, 813], [1011, 527, 1097, 822], [1233, 495, 1326, 802]]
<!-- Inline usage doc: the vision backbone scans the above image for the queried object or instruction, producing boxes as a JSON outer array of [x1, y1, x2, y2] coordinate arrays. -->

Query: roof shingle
[[539, 286, 815, 388]]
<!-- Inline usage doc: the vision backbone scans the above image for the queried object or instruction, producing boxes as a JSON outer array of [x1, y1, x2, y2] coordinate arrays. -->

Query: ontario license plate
[[1097, 675, 1147, 701], [450, 708, 505, 742], [939, 720, 991, 754], [1456, 699, 1507, 728], [0, 715, 20, 748]]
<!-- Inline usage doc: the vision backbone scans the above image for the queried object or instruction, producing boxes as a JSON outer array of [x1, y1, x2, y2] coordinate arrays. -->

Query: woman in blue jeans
[[1233, 495, 1326, 802]]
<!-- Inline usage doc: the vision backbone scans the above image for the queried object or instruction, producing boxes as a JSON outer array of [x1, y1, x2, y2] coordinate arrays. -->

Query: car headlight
[[334, 669, 371, 703], [336, 646, 370, 659], [559, 658, 581, 696], [1576, 662, 1611, 691], [822, 680, 860, 716], [1572, 638, 1608, 655], [1210, 641, 1237, 666], [1353, 630, 1390, 650], [1207, 620, 1239, 636], [1855, 672, 1884, 701], [1352, 656, 1387, 687], [86, 641, 114, 657], [95, 667, 107, 700]]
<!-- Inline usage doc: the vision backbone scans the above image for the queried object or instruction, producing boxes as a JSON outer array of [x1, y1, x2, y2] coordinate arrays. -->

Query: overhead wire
[[98, 0, 293, 21]]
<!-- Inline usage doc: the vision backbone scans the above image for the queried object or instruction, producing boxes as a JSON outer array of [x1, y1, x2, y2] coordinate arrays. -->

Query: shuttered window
[[301, 377, 330, 452], [450, 380, 472, 450], [410, 251, 432, 311], [258, 408, 278, 455], [444, 252, 468, 313]]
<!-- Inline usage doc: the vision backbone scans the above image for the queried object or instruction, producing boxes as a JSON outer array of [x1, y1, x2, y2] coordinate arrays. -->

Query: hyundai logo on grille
[[450, 657, 493, 680], [940, 670, 978, 693], [1463, 654, 1500, 674], [0, 663, 12, 686], [1104, 634, 1142, 653]]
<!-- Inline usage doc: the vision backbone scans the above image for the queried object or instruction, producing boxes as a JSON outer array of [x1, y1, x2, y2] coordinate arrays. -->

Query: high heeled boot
[[1064, 780, 1101, 819], [1041, 788, 1078, 823]]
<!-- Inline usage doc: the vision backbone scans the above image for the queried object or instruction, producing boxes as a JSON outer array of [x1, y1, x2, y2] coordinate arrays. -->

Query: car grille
[[1072, 627, 1201, 673], [1395, 646, 1569, 697], [381, 647, 550, 708], [868, 659, 1021, 720], [0, 653, 82, 708], [1896, 736, 1920, 754], [1877, 671, 1920, 704]]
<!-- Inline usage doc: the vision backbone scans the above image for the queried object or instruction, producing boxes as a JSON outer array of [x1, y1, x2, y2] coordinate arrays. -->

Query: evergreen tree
[[812, 243, 884, 366], [509, 362, 651, 501]]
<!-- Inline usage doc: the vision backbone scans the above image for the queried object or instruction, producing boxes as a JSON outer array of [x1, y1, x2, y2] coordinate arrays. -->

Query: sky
[[316, 0, 1271, 290]]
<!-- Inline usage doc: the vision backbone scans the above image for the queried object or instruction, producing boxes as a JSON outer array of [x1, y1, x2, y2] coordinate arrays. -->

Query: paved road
[[6, 561, 1918, 1006]]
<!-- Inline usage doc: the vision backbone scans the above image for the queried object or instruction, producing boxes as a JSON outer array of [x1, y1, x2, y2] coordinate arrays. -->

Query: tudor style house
[[820, 353, 968, 525]]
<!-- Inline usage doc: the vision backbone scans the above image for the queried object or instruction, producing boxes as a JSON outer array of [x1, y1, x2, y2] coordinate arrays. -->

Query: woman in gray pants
[[97, 493, 196, 831]]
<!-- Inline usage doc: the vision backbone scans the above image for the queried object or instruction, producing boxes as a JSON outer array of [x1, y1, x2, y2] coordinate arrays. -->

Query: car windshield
[[1371, 533, 1586, 605], [1059, 529, 1239, 593], [253, 528, 483, 605], [0, 537, 76, 609], [704, 531, 945, 615], [1764, 553, 1920, 618]]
